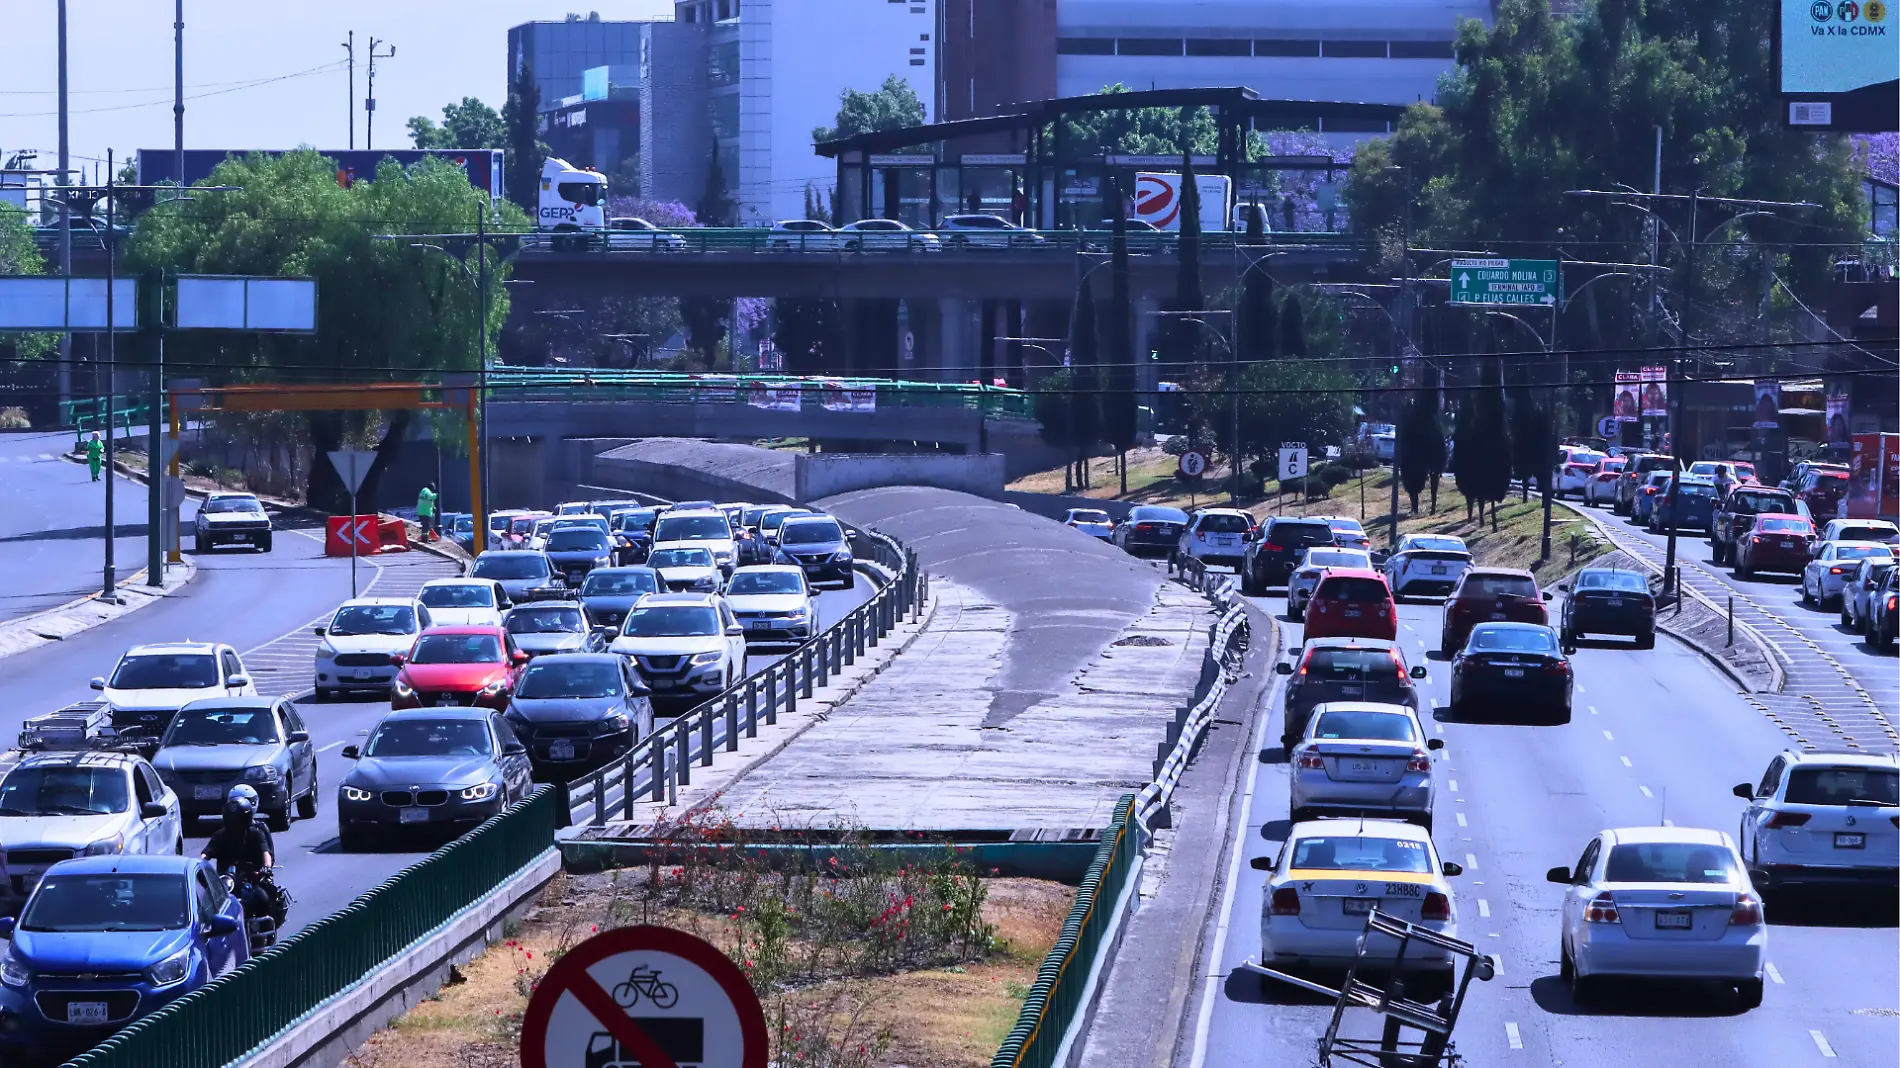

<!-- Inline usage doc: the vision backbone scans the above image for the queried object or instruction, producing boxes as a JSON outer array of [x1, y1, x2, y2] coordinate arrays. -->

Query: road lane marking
[[1662, 818, 1674, 826], [1575, 683, 1586, 694], [1765, 961, 1783, 984], [1434, 722, 1444, 735], [1465, 852, 1478, 871], [1810, 1030, 1835, 1058], [1455, 812, 1467, 827], [318, 741, 346, 753], [1602, 729, 1615, 741], [1639, 785, 1653, 797], [1505, 1022, 1522, 1050], [1477, 899, 1490, 918], [1589, 705, 1599, 715], [1490, 953, 1503, 975], [1448, 779, 1458, 793], [1620, 755, 1633, 767]]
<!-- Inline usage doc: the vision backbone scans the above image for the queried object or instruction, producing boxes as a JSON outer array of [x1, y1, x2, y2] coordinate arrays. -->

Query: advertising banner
[[747, 384, 801, 412], [1613, 372, 1642, 422], [690, 376, 738, 404], [1753, 380, 1782, 429], [1778, 0, 1898, 130], [1639, 366, 1669, 417], [1846, 432, 1900, 519], [817, 379, 876, 413], [1827, 392, 1851, 444]]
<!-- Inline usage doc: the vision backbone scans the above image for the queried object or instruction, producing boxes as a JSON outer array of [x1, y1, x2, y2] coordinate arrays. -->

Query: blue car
[[0, 856, 248, 1053]]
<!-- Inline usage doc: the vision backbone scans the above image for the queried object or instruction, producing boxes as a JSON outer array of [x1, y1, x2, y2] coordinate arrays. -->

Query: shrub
[[0, 408, 28, 429]]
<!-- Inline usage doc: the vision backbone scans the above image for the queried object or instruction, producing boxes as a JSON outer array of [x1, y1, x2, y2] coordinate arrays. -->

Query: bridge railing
[[59, 395, 169, 441], [514, 226, 1366, 257], [487, 369, 1037, 420]]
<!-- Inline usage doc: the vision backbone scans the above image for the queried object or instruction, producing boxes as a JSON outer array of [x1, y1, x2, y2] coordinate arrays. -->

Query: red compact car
[[1733, 513, 1816, 578], [1439, 567, 1550, 654], [1303, 569, 1398, 641], [391, 625, 528, 710]]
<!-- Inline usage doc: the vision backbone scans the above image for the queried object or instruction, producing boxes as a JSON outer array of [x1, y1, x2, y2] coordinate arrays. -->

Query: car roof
[[1311, 701, 1417, 716], [380, 707, 493, 723], [1197, 508, 1252, 518], [732, 564, 804, 575], [204, 491, 259, 500], [637, 593, 719, 606], [177, 696, 280, 711], [1469, 621, 1553, 633], [51, 854, 197, 876], [1268, 515, 1330, 525], [17, 750, 143, 770], [1828, 540, 1894, 550], [1783, 747, 1899, 767], [658, 508, 726, 519], [124, 641, 221, 655], [1604, 825, 1728, 847], [780, 514, 840, 526], [1463, 566, 1535, 577], [521, 651, 622, 666], [1314, 568, 1383, 580], [507, 599, 581, 609], [1302, 636, 1400, 651], [338, 596, 421, 607], [587, 566, 658, 576], [1756, 512, 1806, 521], [422, 577, 493, 587], [1290, 817, 1432, 842], [478, 549, 544, 557], [420, 624, 507, 635]]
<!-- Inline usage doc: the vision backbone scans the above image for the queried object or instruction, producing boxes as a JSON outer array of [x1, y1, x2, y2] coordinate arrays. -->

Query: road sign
[[335, 516, 376, 551], [1278, 444, 1310, 481], [1449, 259, 1561, 307], [1178, 450, 1208, 478], [521, 925, 768, 1068], [1596, 415, 1619, 439], [326, 450, 377, 495]]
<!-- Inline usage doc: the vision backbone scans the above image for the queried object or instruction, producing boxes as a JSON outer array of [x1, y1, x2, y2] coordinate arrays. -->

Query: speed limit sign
[[1178, 450, 1208, 478]]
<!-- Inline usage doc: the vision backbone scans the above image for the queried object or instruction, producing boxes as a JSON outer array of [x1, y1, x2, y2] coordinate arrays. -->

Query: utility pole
[[342, 32, 355, 149], [103, 151, 118, 600], [1388, 168, 1412, 548], [173, 0, 185, 185], [1661, 183, 1698, 597], [477, 201, 490, 541], [365, 38, 395, 151], [57, 0, 71, 411]]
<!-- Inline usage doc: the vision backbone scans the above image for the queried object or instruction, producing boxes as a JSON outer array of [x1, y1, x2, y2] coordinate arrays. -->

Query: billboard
[[1846, 432, 1899, 519], [1639, 366, 1669, 417], [137, 148, 505, 201], [1613, 371, 1642, 422], [1827, 392, 1852, 444], [1778, 0, 1899, 131], [1753, 380, 1782, 429], [1132, 172, 1232, 232]]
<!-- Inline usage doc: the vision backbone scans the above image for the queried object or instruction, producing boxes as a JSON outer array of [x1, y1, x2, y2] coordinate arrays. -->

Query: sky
[[0, 0, 675, 180]]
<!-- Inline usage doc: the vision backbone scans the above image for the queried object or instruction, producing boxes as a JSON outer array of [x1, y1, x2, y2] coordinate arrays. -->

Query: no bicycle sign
[[521, 925, 768, 1068]]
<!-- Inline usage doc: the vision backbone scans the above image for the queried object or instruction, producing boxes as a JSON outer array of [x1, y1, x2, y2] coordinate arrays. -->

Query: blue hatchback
[[0, 855, 248, 1053]]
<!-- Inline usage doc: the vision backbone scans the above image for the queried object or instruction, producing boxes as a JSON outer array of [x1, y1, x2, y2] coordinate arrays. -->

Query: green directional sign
[[1449, 258, 1561, 307]]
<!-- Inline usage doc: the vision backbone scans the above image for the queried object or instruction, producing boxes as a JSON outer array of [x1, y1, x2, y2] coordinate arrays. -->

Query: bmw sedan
[[336, 709, 532, 850], [504, 654, 653, 779]]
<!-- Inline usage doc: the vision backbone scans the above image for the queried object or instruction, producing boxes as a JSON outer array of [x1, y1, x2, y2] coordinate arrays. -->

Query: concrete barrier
[[1002, 491, 1138, 523], [590, 439, 797, 505], [796, 451, 1005, 501]]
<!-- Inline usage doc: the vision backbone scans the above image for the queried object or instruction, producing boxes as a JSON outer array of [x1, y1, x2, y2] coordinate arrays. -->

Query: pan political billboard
[[1778, 0, 1899, 130]]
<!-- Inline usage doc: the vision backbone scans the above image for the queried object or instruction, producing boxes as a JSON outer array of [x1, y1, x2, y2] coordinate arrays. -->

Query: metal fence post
[[650, 734, 667, 803], [846, 613, 860, 664], [590, 767, 607, 827], [728, 691, 742, 751], [869, 598, 882, 648], [1727, 596, 1734, 647], [621, 750, 635, 820], [699, 705, 714, 767], [777, 659, 791, 720], [801, 646, 816, 698], [676, 723, 692, 786]]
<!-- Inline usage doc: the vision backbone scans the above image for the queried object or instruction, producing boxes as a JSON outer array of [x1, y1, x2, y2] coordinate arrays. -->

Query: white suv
[[1734, 749, 1897, 895], [609, 593, 748, 700], [0, 751, 184, 904], [938, 213, 1046, 248], [90, 642, 256, 738], [1176, 509, 1255, 569], [313, 597, 433, 701], [650, 509, 739, 575], [1384, 534, 1473, 600]]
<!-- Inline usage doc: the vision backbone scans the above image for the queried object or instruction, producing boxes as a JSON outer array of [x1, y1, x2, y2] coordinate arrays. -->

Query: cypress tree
[[1102, 176, 1139, 493]]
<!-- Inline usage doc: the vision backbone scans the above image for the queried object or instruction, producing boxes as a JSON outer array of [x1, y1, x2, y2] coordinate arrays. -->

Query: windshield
[[0, 766, 130, 817], [1327, 519, 1366, 533], [1130, 507, 1189, 523], [728, 571, 804, 596], [1408, 537, 1467, 553], [329, 604, 419, 636], [621, 605, 720, 637], [1837, 545, 1893, 561], [1459, 575, 1538, 598], [779, 520, 843, 545], [1604, 843, 1736, 884], [1069, 510, 1112, 524], [1302, 550, 1368, 570], [1576, 571, 1647, 593], [1676, 484, 1715, 498], [617, 512, 657, 533], [653, 516, 730, 542], [583, 570, 658, 596], [418, 584, 495, 609], [1784, 766, 1898, 806], [1759, 518, 1810, 533], [556, 180, 602, 205], [365, 719, 493, 758], [1271, 522, 1333, 544], [1838, 526, 1896, 543], [1197, 514, 1250, 534], [163, 707, 278, 746], [1313, 710, 1417, 742], [547, 530, 609, 553], [1468, 626, 1559, 654], [109, 653, 219, 689], [1316, 577, 1387, 602], [474, 555, 550, 580], [515, 661, 624, 700], [1303, 648, 1402, 680], [410, 633, 503, 664], [201, 497, 262, 514], [1730, 492, 1792, 514], [508, 516, 543, 535], [649, 548, 714, 569], [21, 874, 188, 933], [759, 511, 800, 532], [1289, 836, 1433, 874], [505, 607, 585, 634]]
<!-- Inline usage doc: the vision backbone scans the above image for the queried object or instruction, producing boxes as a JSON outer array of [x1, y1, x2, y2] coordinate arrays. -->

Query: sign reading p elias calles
[[1779, 0, 1898, 130]]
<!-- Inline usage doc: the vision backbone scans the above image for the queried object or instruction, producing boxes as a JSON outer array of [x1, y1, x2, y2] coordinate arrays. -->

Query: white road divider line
[[1465, 852, 1478, 871], [1505, 1022, 1523, 1050], [318, 741, 346, 753], [1639, 785, 1653, 797], [1765, 961, 1783, 984], [1448, 779, 1459, 793], [1575, 683, 1586, 695], [1602, 729, 1615, 741], [1589, 705, 1599, 715], [1810, 1030, 1835, 1058], [1456, 812, 1468, 828], [1620, 755, 1633, 767], [1477, 899, 1490, 918]]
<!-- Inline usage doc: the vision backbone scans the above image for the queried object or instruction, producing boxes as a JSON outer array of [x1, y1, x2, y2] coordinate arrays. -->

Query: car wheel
[[258, 534, 273, 552], [338, 823, 371, 853], [175, 834, 185, 856], [1570, 967, 1597, 1005], [1800, 581, 1813, 606], [1559, 938, 1575, 982], [1840, 605, 1852, 626], [296, 781, 318, 820], [1735, 561, 1751, 579], [312, 686, 332, 703], [1737, 977, 1764, 1010], [266, 806, 291, 833]]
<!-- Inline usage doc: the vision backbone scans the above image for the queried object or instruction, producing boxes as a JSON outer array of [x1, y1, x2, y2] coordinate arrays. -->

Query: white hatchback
[[1177, 509, 1255, 569], [415, 578, 507, 627], [90, 642, 256, 737], [314, 597, 433, 700]]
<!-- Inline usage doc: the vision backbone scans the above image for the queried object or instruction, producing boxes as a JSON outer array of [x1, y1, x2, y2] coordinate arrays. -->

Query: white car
[[647, 546, 723, 593], [0, 751, 185, 903], [1801, 541, 1894, 608], [1582, 456, 1627, 506], [555, 501, 594, 516], [837, 218, 940, 251], [525, 517, 560, 552], [1288, 703, 1442, 828], [1177, 509, 1255, 569], [1251, 819, 1464, 998], [937, 213, 1046, 248], [1817, 518, 1899, 546], [723, 565, 815, 645], [1383, 534, 1472, 600], [1288, 547, 1374, 618], [650, 510, 738, 574], [313, 597, 434, 701], [415, 578, 507, 627], [767, 218, 844, 250], [606, 216, 687, 251], [90, 641, 256, 738], [193, 492, 273, 553], [1550, 826, 1766, 1007], [608, 593, 748, 699], [1733, 748, 1897, 895], [1062, 508, 1115, 541], [1554, 452, 1605, 498]]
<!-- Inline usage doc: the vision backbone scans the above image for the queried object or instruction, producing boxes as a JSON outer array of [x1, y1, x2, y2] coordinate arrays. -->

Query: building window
[[1118, 38, 1185, 56], [1056, 37, 1114, 55], [910, 58, 926, 65], [1185, 39, 1252, 57], [1389, 40, 1455, 59], [1322, 40, 1388, 58], [910, 47, 926, 54], [1255, 39, 1320, 57]]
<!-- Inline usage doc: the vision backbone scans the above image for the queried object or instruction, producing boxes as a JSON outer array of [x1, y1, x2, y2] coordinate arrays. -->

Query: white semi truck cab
[[537, 156, 607, 231]]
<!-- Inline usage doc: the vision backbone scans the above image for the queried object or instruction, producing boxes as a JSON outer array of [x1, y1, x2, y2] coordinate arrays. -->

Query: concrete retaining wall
[[589, 439, 797, 505], [796, 451, 1005, 501], [1002, 491, 1138, 523]]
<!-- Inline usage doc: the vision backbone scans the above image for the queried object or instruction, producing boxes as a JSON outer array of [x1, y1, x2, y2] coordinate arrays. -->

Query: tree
[[1278, 293, 1308, 361], [1101, 177, 1139, 493], [812, 74, 926, 143], [1237, 260, 1277, 365], [1397, 396, 1446, 513], [0, 205, 54, 363], [1510, 391, 1555, 501], [407, 97, 505, 150], [681, 142, 737, 363], [1228, 361, 1360, 479], [502, 65, 549, 213], [1070, 275, 1102, 489], [1035, 366, 1077, 487], [699, 141, 736, 227], [1456, 372, 1514, 529]]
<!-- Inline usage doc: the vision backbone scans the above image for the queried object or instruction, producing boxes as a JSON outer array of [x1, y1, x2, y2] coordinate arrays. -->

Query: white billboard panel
[[175, 276, 316, 332], [0, 277, 136, 330]]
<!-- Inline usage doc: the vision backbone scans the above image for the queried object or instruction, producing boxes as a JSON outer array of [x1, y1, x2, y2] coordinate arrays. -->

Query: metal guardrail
[[514, 226, 1367, 258], [566, 528, 927, 826], [489, 369, 1036, 420], [1136, 558, 1249, 830], [61, 395, 169, 440], [61, 785, 563, 1068]]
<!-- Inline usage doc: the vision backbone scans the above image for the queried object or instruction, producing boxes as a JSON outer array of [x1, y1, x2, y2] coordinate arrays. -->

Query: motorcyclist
[[201, 785, 286, 943]]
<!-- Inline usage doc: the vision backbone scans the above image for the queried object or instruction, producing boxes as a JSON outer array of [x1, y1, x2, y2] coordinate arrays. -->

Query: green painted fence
[[989, 794, 1139, 1068], [488, 368, 1037, 419], [61, 786, 562, 1068], [61, 396, 168, 442]]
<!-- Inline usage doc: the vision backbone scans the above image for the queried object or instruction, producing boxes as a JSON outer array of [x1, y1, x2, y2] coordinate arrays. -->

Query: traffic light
[[1389, 362, 1401, 376]]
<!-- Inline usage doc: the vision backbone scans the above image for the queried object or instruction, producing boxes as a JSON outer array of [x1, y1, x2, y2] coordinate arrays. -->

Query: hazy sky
[[1, 1, 674, 179]]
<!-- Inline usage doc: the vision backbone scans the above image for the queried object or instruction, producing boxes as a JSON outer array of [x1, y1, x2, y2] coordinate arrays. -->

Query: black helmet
[[223, 784, 259, 820]]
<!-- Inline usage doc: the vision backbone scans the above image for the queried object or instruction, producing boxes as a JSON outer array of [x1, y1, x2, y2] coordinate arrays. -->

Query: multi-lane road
[[1191, 563, 1898, 1068], [0, 431, 152, 622]]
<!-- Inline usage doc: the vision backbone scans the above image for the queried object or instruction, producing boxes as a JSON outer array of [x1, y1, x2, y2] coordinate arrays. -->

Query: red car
[[390, 625, 529, 710], [1733, 513, 1816, 578], [1303, 568, 1398, 641], [1439, 567, 1551, 654]]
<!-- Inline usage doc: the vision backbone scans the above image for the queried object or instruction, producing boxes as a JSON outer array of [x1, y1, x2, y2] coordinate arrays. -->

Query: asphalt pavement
[[1187, 583, 1899, 1068], [0, 431, 152, 622]]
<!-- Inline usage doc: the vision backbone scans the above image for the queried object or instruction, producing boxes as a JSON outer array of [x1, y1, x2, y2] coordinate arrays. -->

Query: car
[[89, 642, 256, 740], [1111, 505, 1190, 557], [767, 218, 844, 250], [151, 697, 317, 831], [504, 512, 554, 551], [542, 525, 616, 588], [0, 855, 249, 1053], [1614, 453, 1680, 515], [1732, 748, 1897, 896], [837, 218, 940, 251], [1555, 454, 1605, 498], [936, 213, 1046, 248], [524, 517, 560, 552], [502, 600, 605, 658], [1842, 557, 1895, 633], [755, 506, 805, 546], [1548, 826, 1766, 1007], [1780, 460, 1847, 495], [1712, 486, 1799, 566], [1250, 819, 1464, 998], [724, 565, 816, 645], [1382, 534, 1472, 601], [1689, 460, 1754, 490], [336, 708, 532, 850], [0, 752, 185, 905], [1179, 507, 1258, 573], [1649, 476, 1719, 533], [471, 550, 558, 604], [486, 509, 531, 551], [1793, 465, 1851, 520], [605, 216, 687, 250], [1631, 470, 1674, 524], [1274, 638, 1428, 750], [666, 500, 718, 514], [1872, 567, 1900, 651], [313, 597, 434, 700], [1319, 516, 1372, 552], [1449, 622, 1573, 723], [577, 566, 661, 630], [773, 515, 855, 589], [1288, 703, 1443, 828], [415, 578, 508, 627], [1582, 456, 1628, 506], [1439, 568, 1550, 655], [1303, 568, 1397, 641], [1733, 513, 1816, 578], [1801, 541, 1895, 609], [192, 493, 272, 553], [647, 547, 723, 593], [503, 653, 654, 779], [608, 593, 749, 701], [1819, 518, 1899, 547], [555, 501, 596, 516], [1062, 508, 1115, 542], [449, 514, 477, 552], [610, 507, 661, 564], [551, 513, 612, 541], [650, 509, 738, 575], [1558, 568, 1655, 650], [1239, 516, 1335, 594], [1286, 547, 1375, 619], [389, 625, 528, 710]]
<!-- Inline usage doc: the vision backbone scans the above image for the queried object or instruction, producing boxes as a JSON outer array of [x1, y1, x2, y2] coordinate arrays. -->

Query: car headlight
[[393, 679, 415, 699], [835, 551, 853, 562], [1, 950, 32, 988], [596, 556, 612, 567], [459, 782, 499, 801], [147, 946, 192, 988], [713, 549, 733, 561], [786, 605, 811, 620], [478, 679, 508, 697], [690, 650, 725, 665], [315, 642, 337, 660], [605, 713, 632, 732], [244, 765, 283, 784], [342, 786, 374, 802], [83, 834, 124, 857]]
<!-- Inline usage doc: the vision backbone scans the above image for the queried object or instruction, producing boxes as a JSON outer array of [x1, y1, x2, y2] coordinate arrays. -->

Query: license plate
[[1835, 833, 1866, 849], [1341, 898, 1375, 915], [549, 741, 576, 761], [1339, 686, 1363, 697], [231, 534, 249, 542], [1430, 565, 1447, 574], [1344, 609, 1362, 618], [398, 807, 430, 824], [1503, 668, 1526, 678], [193, 785, 224, 801], [649, 678, 676, 690], [1491, 612, 1508, 620], [748, 620, 771, 631], [1348, 760, 1382, 775], [351, 671, 376, 681], [1606, 597, 1624, 607], [1781, 540, 1794, 548], [1655, 910, 1692, 930], [66, 1002, 109, 1025], [435, 694, 457, 706]]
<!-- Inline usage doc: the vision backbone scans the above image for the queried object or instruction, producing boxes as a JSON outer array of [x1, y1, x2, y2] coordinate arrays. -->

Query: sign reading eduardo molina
[[1449, 259, 1562, 307]]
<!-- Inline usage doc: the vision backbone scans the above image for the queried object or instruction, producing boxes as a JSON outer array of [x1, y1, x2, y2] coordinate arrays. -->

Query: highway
[[0, 431, 150, 623], [1190, 582, 1899, 1068]]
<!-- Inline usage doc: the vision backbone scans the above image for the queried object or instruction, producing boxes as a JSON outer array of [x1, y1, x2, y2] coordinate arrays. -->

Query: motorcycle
[[220, 865, 290, 952]]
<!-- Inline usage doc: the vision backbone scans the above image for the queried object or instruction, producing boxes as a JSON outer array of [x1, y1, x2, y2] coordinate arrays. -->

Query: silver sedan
[[1287, 547, 1374, 618], [1289, 702, 1441, 830]]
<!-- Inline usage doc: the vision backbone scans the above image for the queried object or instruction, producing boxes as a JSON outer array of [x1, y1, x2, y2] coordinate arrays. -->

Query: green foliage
[[812, 74, 927, 143], [1454, 375, 1513, 515], [1060, 86, 1217, 157], [1035, 366, 1078, 451], [699, 140, 736, 227], [503, 67, 549, 212], [1100, 179, 1139, 458], [406, 97, 506, 150], [0, 206, 55, 360], [1206, 360, 1359, 472], [1509, 391, 1555, 495], [1397, 396, 1447, 511]]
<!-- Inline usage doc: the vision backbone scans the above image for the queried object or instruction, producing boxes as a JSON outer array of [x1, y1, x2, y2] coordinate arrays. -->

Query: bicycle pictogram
[[611, 965, 680, 1010]]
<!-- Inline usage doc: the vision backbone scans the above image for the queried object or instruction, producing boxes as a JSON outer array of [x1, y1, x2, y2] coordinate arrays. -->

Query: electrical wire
[[0, 61, 349, 118]]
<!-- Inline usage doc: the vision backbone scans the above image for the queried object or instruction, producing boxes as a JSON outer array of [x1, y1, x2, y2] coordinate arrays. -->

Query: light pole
[[364, 38, 395, 151], [411, 230, 490, 536], [1149, 311, 1238, 503], [56, 0, 71, 411]]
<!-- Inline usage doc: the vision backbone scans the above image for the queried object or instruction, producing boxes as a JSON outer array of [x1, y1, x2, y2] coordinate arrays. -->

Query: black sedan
[[1448, 623, 1573, 724], [544, 527, 615, 587], [504, 654, 654, 779], [1111, 506, 1189, 557], [611, 508, 661, 565], [1559, 567, 1656, 650], [336, 709, 533, 850], [773, 516, 855, 589], [151, 697, 318, 831], [577, 566, 661, 629]]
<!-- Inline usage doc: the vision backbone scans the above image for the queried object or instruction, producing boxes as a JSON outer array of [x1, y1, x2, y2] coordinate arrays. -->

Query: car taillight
[[1389, 650, 1407, 680], [1829, 566, 1846, 575], [1270, 887, 1301, 915], [1297, 752, 1325, 769], [1752, 535, 1764, 544], [1134, 523, 1154, 532], [1584, 892, 1620, 923], [1265, 543, 1283, 553], [1889, 594, 1898, 611], [1542, 659, 1572, 675], [1729, 894, 1763, 926], [1421, 892, 1452, 921], [1406, 750, 1432, 772], [1196, 531, 1207, 542], [1764, 811, 1810, 829]]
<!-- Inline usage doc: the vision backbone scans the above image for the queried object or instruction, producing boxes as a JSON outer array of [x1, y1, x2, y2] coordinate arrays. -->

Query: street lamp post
[[1149, 311, 1239, 504]]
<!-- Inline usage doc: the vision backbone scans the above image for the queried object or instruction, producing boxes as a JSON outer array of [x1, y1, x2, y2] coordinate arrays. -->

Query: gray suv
[[1273, 637, 1428, 751]]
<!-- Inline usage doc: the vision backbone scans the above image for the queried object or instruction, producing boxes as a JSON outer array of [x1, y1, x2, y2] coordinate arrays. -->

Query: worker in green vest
[[85, 432, 104, 482], [416, 483, 438, 541]]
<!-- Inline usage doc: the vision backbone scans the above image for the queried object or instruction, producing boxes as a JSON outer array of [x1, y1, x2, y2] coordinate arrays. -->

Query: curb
[[0, 558, 199, 664]]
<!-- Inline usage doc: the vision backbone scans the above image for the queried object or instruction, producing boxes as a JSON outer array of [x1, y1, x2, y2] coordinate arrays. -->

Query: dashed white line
[[1574, 683, 1586, 695], [1489, 953, 1504, 975], [318, 741, 346, 753], [1810, 1030, 1835, 1058], [1455, 812, 1468, 828], [1639, 785, 1653, 797], [1477, 898, 1491, 918], [1505, 1022, 1523, 1050], [1602, 729, 1615, 741], [1765, 961, 1783, 984], [1465, 852, 1478, 871], [1588, 705, 1599, 715], [1434, 722, 1445, 735], [1662, 818, 1674, 827], [1448, 779, 1459, 793], [1620, 755, 1633, 767]]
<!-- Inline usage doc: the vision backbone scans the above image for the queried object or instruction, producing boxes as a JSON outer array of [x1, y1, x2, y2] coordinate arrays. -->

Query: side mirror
[[1426, 738, 1444, 751], [1248, 856, 1275, 872], [288, 730, 310, 744], [1540, 591, 1553, 601], [0, 916, 14, 938], [1557, 583, 1571, 593], [206, 914, 241, 937], [388, 653, 406, 666], [503, 742, 528, 757], [499, 599, 514, 610], [341, 745, 360, 760], [513, 651, 531, 665], [225, 674, 250, 689], [1242, 531, 1255, 543], [1545, 865, 1573, 884], [1441, 861, 1464, 877], [1732, 783, 1754, 801], [90, 677, 106, 691], [312, 626, 326, 637], [726, 624, 745, 636], [1274, 662, 1294, 676], [1409, 665, 1428, 679], [140, 802, 168, 820]]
